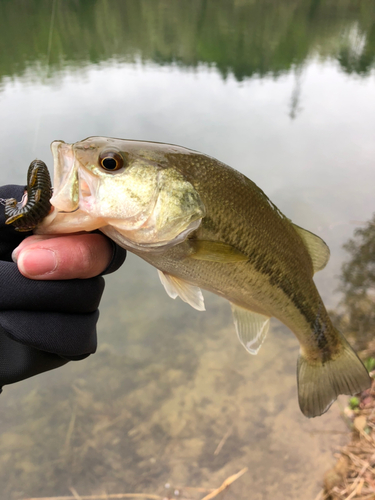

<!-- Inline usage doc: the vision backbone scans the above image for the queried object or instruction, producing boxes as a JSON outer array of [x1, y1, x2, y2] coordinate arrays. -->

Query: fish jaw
[[37, 140, 107, 234], [50, 140, 79, 212]]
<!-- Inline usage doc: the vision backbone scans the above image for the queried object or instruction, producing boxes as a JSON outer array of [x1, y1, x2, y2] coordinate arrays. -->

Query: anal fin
[[157, 270, 205, 311], [230, 302, 270, 355]]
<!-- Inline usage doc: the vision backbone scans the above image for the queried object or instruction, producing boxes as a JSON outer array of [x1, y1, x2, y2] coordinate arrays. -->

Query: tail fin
[[297, 331, 371, 418]]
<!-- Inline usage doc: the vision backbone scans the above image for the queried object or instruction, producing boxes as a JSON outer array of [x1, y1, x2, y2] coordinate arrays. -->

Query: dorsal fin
[[292, 223, 330, 273], [230, 302, 270, 355]]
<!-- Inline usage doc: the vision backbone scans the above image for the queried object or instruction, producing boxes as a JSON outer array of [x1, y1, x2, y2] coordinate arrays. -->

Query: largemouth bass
[[37, 136, 371, 418]]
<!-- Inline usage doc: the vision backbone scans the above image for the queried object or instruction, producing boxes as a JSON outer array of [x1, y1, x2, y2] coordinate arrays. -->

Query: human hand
[[0, 184, 126, 391], [12, 233, 114, 280]]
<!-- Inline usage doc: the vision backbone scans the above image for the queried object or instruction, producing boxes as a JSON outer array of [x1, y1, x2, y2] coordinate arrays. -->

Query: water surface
[[1, 2, 375, 499]]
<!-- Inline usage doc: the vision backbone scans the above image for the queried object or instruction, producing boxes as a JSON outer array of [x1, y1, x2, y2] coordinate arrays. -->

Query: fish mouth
[[50, 141, 99, 218], [50, 140, 80, 213], [36, 141, 105, 234]]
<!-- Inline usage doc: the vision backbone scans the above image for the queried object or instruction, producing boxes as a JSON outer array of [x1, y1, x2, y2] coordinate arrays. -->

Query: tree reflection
[[0, 0, 374, 83], [334, 215, 375, 351]]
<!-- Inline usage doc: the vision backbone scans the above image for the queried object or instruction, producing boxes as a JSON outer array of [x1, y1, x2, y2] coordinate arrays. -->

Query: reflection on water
[[332, 214, 375, 352], [1, 0, 375, 82], [1, 1, 375, 499]]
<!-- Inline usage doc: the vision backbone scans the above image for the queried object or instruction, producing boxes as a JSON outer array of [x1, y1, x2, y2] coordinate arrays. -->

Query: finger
[[12, 233, 71, 260], [13, 233, 113, 280]]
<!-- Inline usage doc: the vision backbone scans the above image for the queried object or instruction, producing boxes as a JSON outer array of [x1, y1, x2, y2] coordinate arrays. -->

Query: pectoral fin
[[292, 224, 330, 273], [189, 240, 248, 262], [230, 303, 270, 355], [157, 270, 205, 311]]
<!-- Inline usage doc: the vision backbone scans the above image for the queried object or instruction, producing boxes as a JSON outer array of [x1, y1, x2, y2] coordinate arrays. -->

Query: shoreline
[[320, 376, 375, 500]]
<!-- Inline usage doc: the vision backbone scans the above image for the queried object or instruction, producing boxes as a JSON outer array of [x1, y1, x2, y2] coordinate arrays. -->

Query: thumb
[[13, 233, 113, 280]]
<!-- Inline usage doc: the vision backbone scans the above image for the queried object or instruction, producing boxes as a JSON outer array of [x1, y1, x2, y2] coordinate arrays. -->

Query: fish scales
[[140, 194, 333, 349], [149, 152, 327, 338], [37, 137, 371, 418]]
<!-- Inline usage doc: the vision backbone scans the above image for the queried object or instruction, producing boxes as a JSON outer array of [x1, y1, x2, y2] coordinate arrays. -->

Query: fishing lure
[[3, 159, 52, 232]]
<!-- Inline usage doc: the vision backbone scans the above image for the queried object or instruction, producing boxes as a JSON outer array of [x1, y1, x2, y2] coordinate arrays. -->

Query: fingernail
[[18, 249, 58, 276], [11, 247, 20, 263]]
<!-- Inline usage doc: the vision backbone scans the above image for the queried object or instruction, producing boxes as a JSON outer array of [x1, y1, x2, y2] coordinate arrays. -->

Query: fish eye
[[99, 151, 124, 171]]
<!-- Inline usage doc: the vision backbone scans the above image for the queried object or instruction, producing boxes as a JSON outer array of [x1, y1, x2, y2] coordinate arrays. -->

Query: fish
[[37, 136, 371, 418]]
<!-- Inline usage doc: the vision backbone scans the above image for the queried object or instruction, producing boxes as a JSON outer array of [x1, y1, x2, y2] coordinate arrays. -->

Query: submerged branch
[[200, 467, 248, 500]]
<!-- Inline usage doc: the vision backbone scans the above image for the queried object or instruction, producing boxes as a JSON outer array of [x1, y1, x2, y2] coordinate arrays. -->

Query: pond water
[[1, 1, 375, 499]]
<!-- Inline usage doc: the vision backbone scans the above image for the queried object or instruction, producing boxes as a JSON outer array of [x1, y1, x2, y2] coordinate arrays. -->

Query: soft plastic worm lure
[[4, 159, 52, 232]]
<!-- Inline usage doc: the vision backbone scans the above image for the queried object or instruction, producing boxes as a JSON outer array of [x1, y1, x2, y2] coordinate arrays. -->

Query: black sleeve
[[0, 185, 125, 391]]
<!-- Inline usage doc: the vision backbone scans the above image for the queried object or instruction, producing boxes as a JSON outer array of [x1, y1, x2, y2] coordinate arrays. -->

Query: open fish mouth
[[36, 141, 106, 233], [50, 140, 102, 216], [50, 140, 80, 213]]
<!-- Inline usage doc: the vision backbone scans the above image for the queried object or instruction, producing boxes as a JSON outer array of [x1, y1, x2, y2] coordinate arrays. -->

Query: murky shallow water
[[1, 1, 375, 499], [1, 277, 351, 500]]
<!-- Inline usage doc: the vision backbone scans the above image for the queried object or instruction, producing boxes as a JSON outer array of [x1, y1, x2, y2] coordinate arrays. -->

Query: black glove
[[0, 185, 126, 391]]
